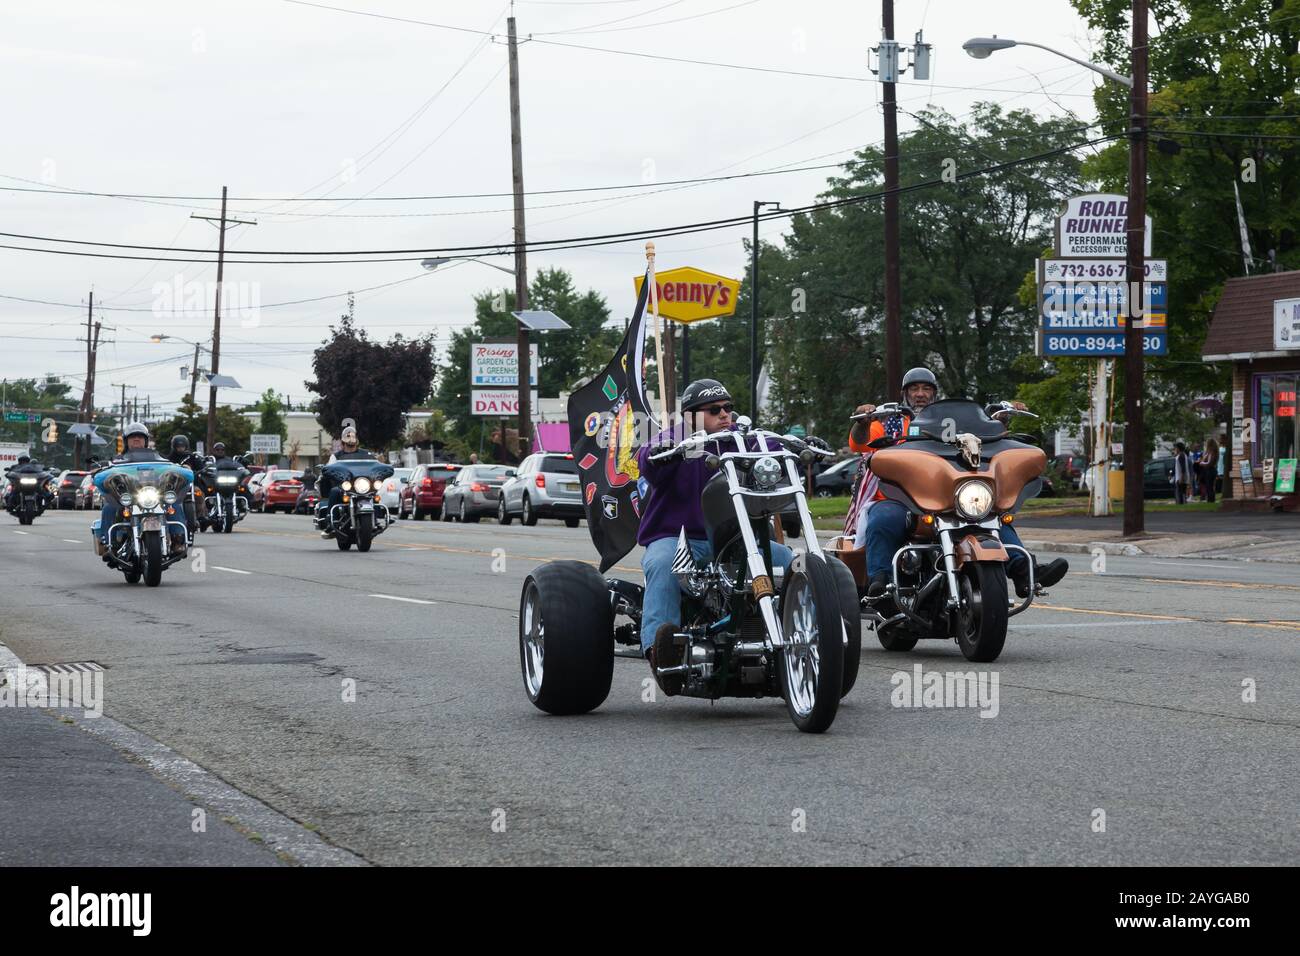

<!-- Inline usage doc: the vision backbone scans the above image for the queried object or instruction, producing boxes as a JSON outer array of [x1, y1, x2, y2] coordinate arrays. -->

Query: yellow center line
[[1137, 576, 1300, 593], [1034, 602, 1300, 632]]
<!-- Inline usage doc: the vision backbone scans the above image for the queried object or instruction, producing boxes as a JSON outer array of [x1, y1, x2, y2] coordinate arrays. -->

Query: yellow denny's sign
[[634, 267, 741, 324]]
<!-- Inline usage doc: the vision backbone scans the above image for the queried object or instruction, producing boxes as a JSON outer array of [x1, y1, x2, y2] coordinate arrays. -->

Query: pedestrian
[[1172, 442, 1191, 505], [469, 453, 480, 465], [1201, 437, 1219, 503]]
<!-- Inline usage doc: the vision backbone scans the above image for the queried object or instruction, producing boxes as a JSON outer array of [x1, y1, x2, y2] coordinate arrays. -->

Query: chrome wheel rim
[[522, 583, 545, 698], [783, 577, 821, 718]]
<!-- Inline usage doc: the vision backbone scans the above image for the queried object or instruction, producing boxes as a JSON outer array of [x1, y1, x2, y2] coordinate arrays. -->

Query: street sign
[[1037, 254, 1168, 355], [1055, 194, 1152, 258], [471, 389, 539, 416], [4, 412, 28, 423], [470, 343, 540, 387], [633, 266, 741, 324], [249, 434, 281, 455]]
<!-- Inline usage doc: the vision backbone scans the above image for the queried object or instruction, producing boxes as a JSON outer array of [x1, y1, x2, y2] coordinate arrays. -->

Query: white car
[[379, 468, 412, 513]]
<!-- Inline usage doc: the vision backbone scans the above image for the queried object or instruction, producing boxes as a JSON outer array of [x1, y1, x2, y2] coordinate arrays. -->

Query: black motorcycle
[[4, 468, 54, 525], [196, 456, 251, 533], [314, 459, 394, 552]]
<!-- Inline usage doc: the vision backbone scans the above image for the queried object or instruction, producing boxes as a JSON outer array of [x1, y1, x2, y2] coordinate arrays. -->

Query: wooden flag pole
[[646, 241, 668, 427]]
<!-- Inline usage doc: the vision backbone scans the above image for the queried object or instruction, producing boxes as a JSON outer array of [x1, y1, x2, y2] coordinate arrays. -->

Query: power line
[[537, 0, 761, 35], [0, 135, 1121, 266]]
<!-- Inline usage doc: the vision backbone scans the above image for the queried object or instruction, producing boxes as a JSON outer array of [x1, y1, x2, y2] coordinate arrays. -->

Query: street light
[[421, 257, 516, 277], [151, 333, 212, 405], [961, 36, 1133, 87], [965, 13, 1148, 536]]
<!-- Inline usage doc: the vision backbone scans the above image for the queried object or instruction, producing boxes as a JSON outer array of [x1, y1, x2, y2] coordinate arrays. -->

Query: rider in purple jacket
[[636, 379, 794, 695]]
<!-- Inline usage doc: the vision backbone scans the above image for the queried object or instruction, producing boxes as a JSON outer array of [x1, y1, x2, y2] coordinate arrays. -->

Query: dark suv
[[53, 470, 88, 509]]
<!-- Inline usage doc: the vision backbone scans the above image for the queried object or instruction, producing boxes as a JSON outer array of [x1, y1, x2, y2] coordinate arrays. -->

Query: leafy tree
[[254, 388, 288, 442], [1061, 0, 1300, 449], [0, 377, 77, 446], [306, 306, 436, 450], [152, 396, 252, 454]]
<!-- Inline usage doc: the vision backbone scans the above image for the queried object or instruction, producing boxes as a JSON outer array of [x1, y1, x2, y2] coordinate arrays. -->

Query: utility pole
[[1122, 0, 1148, 537], [881, 0, 902, 397], [507, 15, 532, 461], [751, 201, 781, 421], [192, 186, 256, 452], [77, 291, 99, 466], [188, 341, 202, 404]]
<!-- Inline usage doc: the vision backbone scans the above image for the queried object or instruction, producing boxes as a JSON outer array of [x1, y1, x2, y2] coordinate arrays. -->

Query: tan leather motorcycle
[[828, 399, 1048, 662]]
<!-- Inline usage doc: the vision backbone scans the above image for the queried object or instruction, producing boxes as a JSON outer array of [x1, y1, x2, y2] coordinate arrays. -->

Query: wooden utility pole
[[76, 291, 101, 465], [192, 186, 256, 452], [1122, 0, 1149, 536], [882, 0, 902, 396], [188, 341, 202, 404], [508, 16, 532, 458]]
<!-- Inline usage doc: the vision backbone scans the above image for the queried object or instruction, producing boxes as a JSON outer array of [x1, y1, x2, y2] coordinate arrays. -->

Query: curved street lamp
[[962, 36, 1133, 88]]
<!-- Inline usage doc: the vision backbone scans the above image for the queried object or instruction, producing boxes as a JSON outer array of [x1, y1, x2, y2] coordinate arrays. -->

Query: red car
[[260, 469, 305, 513], [398, 463, 461, 520]]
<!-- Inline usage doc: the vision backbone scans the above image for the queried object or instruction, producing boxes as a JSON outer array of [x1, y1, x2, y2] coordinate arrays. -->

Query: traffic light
[[116, 433, 124, 454], [44, 421, 58, 443]]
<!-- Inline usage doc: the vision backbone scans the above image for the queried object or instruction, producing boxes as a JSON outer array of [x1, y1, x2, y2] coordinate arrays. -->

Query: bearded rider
[[635, 379, 798, 696], [848, 367, 1067, 609], [316, 425, 373, 537]]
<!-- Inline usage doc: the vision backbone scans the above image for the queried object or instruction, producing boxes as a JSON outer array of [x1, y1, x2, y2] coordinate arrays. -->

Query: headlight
[[341, 479, 353, 492], [751, 456, 783, 490], [19, 477, 37, 486], [955, 480, 994, 521], [163, 491, 177, 504], [353, 476, 372, 494], [136, 487, 161, 509], [217, 475, 237, 485], [119, 493, 133, 506]]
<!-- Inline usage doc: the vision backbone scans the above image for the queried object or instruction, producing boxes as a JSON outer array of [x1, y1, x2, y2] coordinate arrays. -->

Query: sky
[[0, 0, 1107, 418]]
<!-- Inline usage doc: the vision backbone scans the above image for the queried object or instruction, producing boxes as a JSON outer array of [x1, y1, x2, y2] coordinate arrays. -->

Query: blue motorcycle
[[91, 461, 193, 586]]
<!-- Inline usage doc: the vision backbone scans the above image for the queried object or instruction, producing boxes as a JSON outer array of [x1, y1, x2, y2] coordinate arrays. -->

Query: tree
[[306, 305, 436, 450], [254, 388, 288, 442], [153, 396, 252, 454]]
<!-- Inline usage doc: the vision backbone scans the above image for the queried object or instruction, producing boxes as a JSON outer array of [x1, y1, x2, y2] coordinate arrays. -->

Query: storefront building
[[1202, 270, 1300, 507]]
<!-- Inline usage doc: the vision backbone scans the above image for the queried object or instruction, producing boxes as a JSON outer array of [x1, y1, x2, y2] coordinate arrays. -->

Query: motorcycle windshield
[[321, 460, 395, 483], [908, 399, 1007, 441], [95, 462, 193, 502]]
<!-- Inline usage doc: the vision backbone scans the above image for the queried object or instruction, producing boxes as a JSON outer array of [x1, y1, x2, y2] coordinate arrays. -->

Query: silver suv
[[497, 453, 584, 527]]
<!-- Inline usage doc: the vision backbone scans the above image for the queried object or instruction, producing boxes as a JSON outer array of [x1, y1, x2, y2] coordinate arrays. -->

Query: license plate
[[358, 502, 373, 512], [559, 483, 577, 493], [141, 516, 162, 531]]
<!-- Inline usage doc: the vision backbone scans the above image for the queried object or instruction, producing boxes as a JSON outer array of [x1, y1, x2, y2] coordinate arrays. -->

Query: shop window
[[1256, 374, 1299, 464]]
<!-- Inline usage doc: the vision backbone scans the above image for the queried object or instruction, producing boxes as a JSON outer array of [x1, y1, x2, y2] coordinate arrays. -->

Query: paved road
[[2, 510, 1296, 865]]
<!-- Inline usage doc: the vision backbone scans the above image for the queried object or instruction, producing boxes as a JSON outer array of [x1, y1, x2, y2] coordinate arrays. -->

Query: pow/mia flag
[[568, 267, 658, 572]]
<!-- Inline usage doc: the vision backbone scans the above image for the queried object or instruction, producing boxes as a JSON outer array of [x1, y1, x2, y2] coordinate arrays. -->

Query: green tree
[[152, 396, 252, 454], [1062, 0, 1300, 448], [254, 388, 288, 442]]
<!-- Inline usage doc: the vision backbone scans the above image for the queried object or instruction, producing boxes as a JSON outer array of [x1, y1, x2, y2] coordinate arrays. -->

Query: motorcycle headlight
[[353, 476, 372, 494], [751, 456, 783, 490], [19, 477, 37, 486], [136, 487, 161, 509], [341, 480, 353, 492], [955, 480, 994, 521], [119, 493, 133, 506], [163, 491, 177, 504], [217, 475, 237, 485]]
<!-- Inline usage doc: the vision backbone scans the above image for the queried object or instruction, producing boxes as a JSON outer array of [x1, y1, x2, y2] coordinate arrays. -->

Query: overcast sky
[[1, 0, 1105, 418]]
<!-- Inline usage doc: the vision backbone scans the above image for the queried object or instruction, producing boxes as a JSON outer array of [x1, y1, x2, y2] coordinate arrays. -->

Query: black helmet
[[17, 455, 30, 464], [212, 441, 227, 456], [681, 379, 733, 412], [123, 421, 150, 442], [171, 434, 190, 454]]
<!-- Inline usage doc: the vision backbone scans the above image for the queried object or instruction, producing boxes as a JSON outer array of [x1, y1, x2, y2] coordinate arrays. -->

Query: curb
[[1019, 538, 1144, 557]]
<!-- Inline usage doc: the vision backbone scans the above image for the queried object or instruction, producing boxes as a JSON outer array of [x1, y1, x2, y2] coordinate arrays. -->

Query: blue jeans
[[640, 536, 795, 653], [865, 500, 1026, 579]]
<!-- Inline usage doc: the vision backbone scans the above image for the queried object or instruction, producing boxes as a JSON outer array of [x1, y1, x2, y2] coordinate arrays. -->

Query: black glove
[[649, 437, 678, 458], [805, 436, 832, 452]]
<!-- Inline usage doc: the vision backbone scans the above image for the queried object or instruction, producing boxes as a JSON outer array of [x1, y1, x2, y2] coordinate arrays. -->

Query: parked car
[[399, 463, 461, 520], [1050, 454, 1088, 489], [440, 465, 512, 523], [52, 470, 88, 509], [379, 468, 412, 513], [261, 469, 305, 513], [1143, 457, 1178, 499], [497, 453, 584, 527], [811, 458, 857, 498]]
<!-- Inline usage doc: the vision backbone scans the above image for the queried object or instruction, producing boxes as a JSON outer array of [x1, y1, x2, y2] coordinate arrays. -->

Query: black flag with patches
[[568, 268, 658, 572]]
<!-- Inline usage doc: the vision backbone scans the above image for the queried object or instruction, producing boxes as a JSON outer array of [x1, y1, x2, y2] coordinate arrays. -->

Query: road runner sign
[[1055, 194, 1152, 258]]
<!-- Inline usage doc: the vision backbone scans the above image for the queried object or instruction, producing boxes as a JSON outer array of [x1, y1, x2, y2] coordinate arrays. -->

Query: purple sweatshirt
[[635, 426, 776, 546]]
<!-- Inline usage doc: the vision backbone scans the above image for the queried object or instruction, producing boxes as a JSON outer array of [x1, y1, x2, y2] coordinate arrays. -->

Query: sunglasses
[[699, 403, 735, 416]]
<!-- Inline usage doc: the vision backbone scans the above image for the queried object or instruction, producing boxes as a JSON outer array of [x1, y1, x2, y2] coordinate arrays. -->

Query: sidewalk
[[1015, 510, 1300, 563]]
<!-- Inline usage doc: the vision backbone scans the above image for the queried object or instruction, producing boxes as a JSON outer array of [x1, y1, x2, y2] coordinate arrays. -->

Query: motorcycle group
[[4, 421, 394, 587], [519, 368, 1070, 734]]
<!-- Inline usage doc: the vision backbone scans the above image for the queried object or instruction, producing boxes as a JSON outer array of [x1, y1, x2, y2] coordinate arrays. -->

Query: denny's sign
[[634, 267, 740, 324]]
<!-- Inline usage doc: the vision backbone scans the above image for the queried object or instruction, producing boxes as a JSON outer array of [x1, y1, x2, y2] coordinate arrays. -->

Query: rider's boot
[[649, 623, 684, 696], [867, 572, 897, 616], [1012, 557, 1069, 598]]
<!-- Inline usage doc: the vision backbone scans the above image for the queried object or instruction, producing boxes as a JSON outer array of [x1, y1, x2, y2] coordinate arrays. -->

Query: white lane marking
[[369, 593, 436, 605], [212, 566, 252, 575], [63, 539, 81, 544], [13, 530, 29, 535]]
